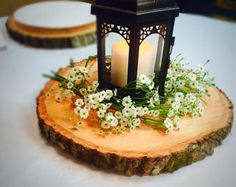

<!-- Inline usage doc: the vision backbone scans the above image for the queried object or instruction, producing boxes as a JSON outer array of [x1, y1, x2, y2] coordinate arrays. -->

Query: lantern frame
[[91, 0, 179, 96]]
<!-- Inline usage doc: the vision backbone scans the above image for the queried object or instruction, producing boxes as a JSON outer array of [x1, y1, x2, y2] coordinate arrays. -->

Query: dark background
[[176, 0, 236, 21]]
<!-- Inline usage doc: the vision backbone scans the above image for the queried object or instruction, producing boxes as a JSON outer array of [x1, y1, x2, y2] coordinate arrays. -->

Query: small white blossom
[[175, 92, 184, 100], [89, 93, 99, 104], [171, 99, 181, 110], [79, 88, 87, 96], [79, 108, 89, 119], [105, 114, 118, 127], [72, 67, 79, 73], [75, 98, 84, 107], [173, 116, 180, 126], [92, 81, 99, 88], [67, 73, 76, 81], [122, 96, 132, 107], [148, 82, 154, 90], [131, 118, 141, 127], [141, 107, 149, 115], [138, 74, 151, 84], [105, 90, 113, 100], [188, 73, 196, 81], [55, 94, 62, 102], [101, 121, 110, 129], [98, 91, 107, 102], [74, 107, 80, 115], [80, 67, 88, 74], [175, 80, 185, 89], [113, 89, 118, 96], [164, 118, 174, 130], [76, 73, 83, 81], [97, 109, 106, 118], [115, 111, 122, 119], [67, 82, 74, 89], [106, 103, 112, 109], [87, 86, 94, 93]]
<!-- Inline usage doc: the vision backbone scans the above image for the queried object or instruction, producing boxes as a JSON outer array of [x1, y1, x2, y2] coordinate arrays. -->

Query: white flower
[[113, 89, 118, 96], [148, 82, 154, 90], [92, 81, 99, 88], [105, 90, 113, 100], [76, 73, 83, 81], [185, 93, 196, 104], [171, 99, 181, 110], [189, 80, 198, 89], [165, 80, 173, 92], [89, 93, 99, 104], [55, 94, 62, 102], [74, 107, 80, 115], [141, 107, 149, 115], [72, 67, 79, 73], [167, 109, 175, 118], [104, 114, 118, 127], [98, 91, 107, 102], [173, 116, 180, 126], [132, 118, 141, 127], [122, 107, 132, 117], [79, 108, 89, 119], [91, 103, 99, 109], [153, 110, 160, 117], [84, 95, 90, 105], [188, 73, 196, 81], [75, 98, 84, 107], [175, 92, 184, 100], [97, 109, 106, 118], [67, 81, 74, 89], [120, 118, 128, 127], [122, 96, 132, 107], [192, 111, 200, 118], [80, 67, 88, 74], [67, 73, 75, 81], [79, 88, 87, 96], [149, 97, 155, 107], [87, 86, 94, 93], [115, 111, 122, 119], [106, 103, 112, 109], [138, 74, 151, 85], [100, 121, 110, 129], [164, 118, 174, 130], [175, 80, 185, 89]]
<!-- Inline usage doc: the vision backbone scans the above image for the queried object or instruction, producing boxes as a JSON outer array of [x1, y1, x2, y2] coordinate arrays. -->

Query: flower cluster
[[45, 55, 215, 133]]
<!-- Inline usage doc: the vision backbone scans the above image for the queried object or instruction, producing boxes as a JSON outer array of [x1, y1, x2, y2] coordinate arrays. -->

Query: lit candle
[[111, 40, 156, 87]]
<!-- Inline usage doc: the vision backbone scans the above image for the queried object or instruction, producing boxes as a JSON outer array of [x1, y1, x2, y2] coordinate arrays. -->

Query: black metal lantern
[[91, 0, 179, 96]]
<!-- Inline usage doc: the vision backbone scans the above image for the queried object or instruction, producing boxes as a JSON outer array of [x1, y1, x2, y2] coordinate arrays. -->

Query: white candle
[[111, 40, 156, 87]]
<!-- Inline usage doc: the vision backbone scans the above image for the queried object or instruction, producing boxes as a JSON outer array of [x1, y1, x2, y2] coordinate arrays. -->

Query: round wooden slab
[[6, 2, 96, 48], [37, 59, 234, 175]]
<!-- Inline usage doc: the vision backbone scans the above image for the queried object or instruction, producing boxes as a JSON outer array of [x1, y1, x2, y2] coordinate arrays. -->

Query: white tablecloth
[[0, 14, 236, 187]]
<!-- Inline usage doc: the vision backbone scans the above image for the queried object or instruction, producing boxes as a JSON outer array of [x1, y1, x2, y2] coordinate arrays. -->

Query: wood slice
[[36, 59, 234, 175], [6, 16, 96, 48]]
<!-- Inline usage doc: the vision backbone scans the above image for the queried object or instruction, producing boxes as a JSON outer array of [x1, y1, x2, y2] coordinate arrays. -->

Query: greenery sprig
[[44, 54, 215, 133]]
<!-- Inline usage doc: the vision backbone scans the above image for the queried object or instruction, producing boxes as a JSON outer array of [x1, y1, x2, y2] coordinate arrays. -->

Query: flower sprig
[[44, 54, 215, 133]]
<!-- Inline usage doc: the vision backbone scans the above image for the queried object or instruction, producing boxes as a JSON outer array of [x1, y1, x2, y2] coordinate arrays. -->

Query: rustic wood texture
[[6, 16, 96, 48], [36, 59, 234, 175]]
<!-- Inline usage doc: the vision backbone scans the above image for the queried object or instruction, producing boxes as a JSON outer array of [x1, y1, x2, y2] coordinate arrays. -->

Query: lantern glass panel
[[138, 33, 165, 82], [105, 32, 130, 87]]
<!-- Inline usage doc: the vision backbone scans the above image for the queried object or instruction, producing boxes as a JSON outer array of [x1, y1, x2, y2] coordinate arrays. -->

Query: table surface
[[0, 14, 236, 187]]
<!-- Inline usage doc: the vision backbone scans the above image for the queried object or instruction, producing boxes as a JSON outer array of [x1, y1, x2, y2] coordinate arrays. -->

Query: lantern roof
[[91, 0, 179, 25], [94, 0, 176, 12]]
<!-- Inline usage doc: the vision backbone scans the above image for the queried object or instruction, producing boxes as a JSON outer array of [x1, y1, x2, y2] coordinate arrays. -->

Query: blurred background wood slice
[[5, 1, 96, 48]]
